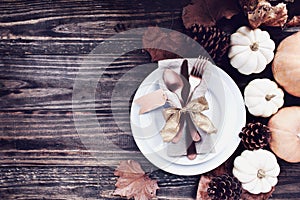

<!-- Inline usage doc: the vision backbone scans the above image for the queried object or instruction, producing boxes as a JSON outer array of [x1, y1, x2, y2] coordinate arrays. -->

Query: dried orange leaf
[[114, 160, 159, 200], [248, 1, 288, 28], [182, 0, 240, 28]]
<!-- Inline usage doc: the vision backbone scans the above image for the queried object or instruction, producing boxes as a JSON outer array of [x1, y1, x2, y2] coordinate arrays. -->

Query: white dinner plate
[[130, 58, 246, 175]]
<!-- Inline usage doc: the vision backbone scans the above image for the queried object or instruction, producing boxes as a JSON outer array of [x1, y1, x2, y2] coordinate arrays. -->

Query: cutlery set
[[165, 56, 211, 160]]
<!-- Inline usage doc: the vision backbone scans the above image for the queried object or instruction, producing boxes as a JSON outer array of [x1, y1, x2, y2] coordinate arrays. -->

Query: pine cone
[[239, 122, 271, 150], [186, 24, 230, 63], [207, 174, 242, 200]]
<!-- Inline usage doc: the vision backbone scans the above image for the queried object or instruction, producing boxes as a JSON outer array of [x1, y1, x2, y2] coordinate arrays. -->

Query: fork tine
[[191, 66, 199, 77], [195, 55, 202, 67], [190, 67, 196, 76], [191, 55, 202, 76], [199, 59, 206, 76], [191, 55, 209, 77], [196, 59, 206, 77]]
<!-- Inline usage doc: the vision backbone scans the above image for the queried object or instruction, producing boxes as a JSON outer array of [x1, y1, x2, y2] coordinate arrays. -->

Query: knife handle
[[180, 59, 190, 104]]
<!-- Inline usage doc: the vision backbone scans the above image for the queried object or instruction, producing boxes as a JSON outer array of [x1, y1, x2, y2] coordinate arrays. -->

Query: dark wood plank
[[0, 165, 299, 199], [0, 166, 200, 200]]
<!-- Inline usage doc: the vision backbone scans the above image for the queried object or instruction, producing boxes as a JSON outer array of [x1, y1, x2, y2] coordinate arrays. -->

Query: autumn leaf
[[239, 0, 260, 13], [182, 0, 240, 28], [248, 1, 288, 28], [196, 175, 211, 200], [113, 160, 159, 200], [142, 26, 183, 61]]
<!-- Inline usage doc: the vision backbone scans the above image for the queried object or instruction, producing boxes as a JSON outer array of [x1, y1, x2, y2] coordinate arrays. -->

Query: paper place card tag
[[135, 89, 167, 114]]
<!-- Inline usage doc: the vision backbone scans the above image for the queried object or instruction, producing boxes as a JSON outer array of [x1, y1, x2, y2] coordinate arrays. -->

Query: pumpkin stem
[[257, 169, 266, 179], [265, 94, 276, 101], [250, 42, 259, 51]]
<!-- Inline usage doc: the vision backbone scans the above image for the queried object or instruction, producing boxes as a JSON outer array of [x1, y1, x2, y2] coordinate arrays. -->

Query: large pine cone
[[186, 24, 230, 64], [239, 122, 271, 150], [207, 174, 242, 200]]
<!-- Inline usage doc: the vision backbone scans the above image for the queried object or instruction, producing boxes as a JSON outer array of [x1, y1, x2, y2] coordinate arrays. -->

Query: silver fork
[[186, 56, 209, 142], [188, 56, 209, 102]]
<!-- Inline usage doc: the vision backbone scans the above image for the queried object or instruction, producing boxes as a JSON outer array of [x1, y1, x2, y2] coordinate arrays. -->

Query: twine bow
[[160, 96, 217, 142]]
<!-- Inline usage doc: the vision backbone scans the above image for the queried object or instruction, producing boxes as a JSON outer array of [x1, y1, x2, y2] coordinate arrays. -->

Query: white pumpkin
[[244, 78, 284, 117], [229, 26, 275, 75], [233, 149, 280, 194]]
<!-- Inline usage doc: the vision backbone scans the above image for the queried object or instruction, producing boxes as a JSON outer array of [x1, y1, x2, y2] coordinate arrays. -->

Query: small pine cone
[[239, 122, 271, 150], [207, 174, 242, 200], [186, 24, 230, 63]]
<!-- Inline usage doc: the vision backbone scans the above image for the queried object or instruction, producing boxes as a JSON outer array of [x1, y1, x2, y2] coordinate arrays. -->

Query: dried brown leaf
[[239, 0, 260, 13], [241, 187, 275, 200], [113, 160, 159, 200], [286, 15, 300, 27], [182, 0, 240, 28], [196, 175, 211, 200], [248, 1, 288, 28], [142, 26, 184, 61]]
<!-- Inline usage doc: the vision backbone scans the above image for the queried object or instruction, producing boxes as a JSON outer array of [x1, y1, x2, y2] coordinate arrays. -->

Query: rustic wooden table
[[0, 0, 299, 199]]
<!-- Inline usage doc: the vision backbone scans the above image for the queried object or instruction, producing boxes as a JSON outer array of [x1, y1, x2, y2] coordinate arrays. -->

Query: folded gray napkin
[[158, 59, 216, 157]]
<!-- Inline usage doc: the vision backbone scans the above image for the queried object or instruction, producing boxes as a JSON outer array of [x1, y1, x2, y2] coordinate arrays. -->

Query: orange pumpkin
[[272, 31, 300, 97], [268, 106, 300, 163]]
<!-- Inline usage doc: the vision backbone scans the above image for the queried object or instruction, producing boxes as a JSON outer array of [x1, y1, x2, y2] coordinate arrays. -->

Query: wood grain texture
[[0, 0, 300, 199]]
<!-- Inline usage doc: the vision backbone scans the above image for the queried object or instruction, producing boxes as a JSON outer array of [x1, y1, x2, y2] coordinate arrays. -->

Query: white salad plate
[[130, 58, 246, 175]]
